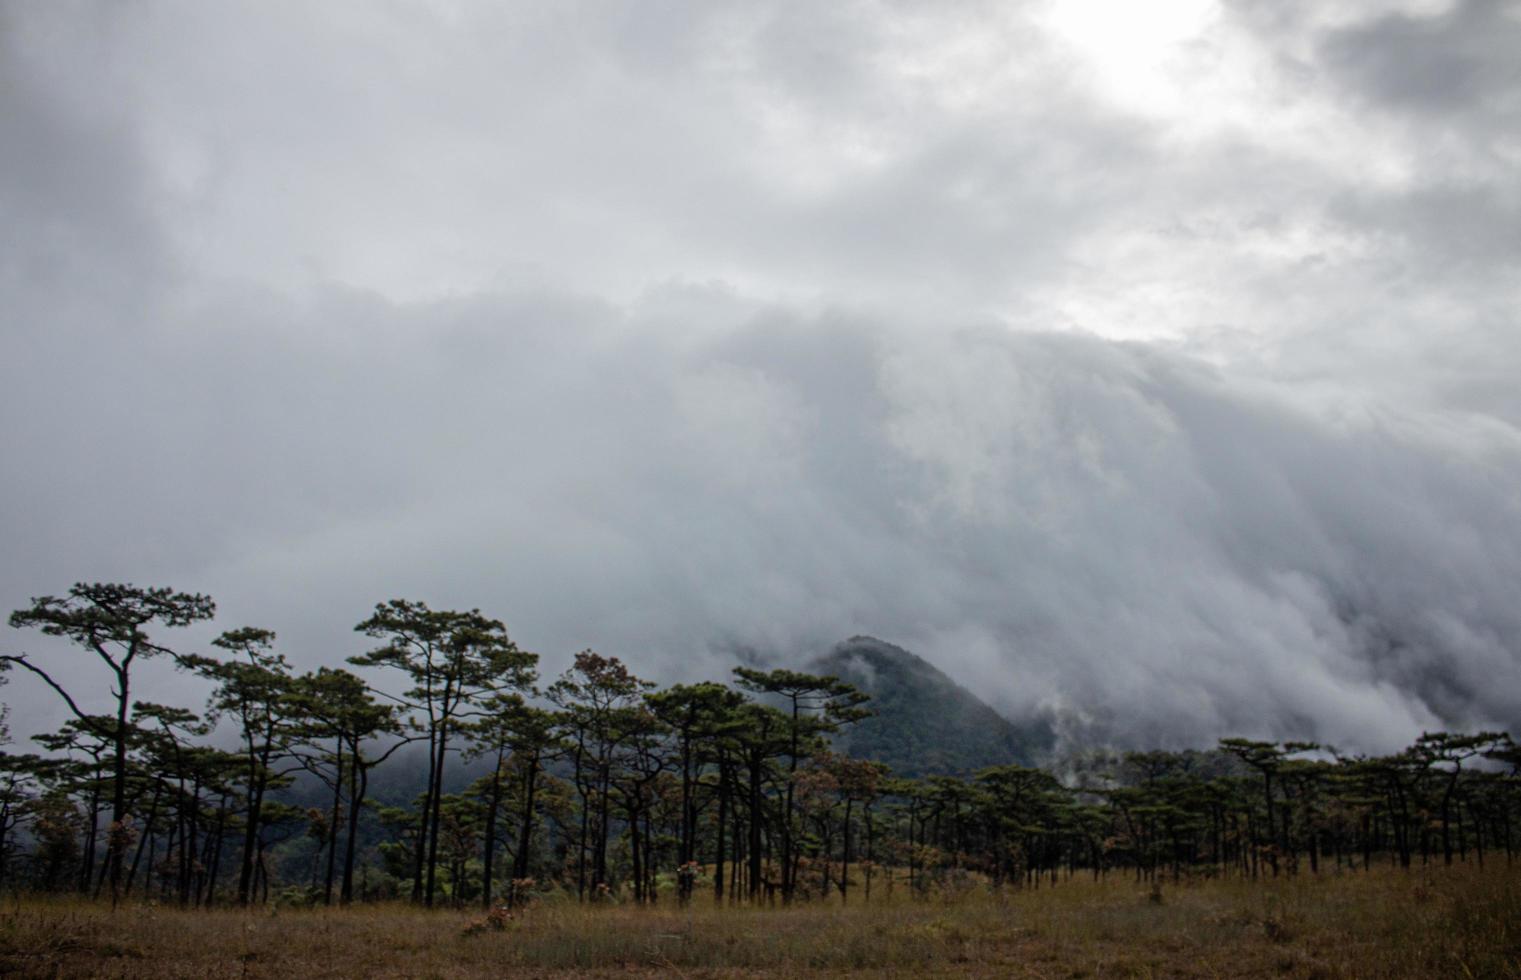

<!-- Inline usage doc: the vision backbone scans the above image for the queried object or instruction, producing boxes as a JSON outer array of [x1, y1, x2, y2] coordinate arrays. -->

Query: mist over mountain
[[810, 636, 1054, 777], [4, 3, 1521, 756], [4, 296, 1519, 757]]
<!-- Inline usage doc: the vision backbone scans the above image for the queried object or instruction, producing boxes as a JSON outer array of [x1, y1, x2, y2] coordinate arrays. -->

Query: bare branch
[[0, 653, 113, 739]]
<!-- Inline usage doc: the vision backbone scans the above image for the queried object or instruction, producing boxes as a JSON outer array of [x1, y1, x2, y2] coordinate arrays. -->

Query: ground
[[1, 864, 1517, 977]]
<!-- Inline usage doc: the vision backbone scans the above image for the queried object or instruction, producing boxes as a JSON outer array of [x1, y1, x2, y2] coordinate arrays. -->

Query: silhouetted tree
[[187, 627, 299, 906], [6, 583, 215, 902], [351, 601, 536, 907], [732, 667, 870, 901], [547, 651, 652, 900]]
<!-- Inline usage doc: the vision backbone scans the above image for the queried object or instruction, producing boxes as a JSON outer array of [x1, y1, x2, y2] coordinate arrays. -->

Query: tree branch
[[0, 654, 113, 739], [370, 733, 421, 767]]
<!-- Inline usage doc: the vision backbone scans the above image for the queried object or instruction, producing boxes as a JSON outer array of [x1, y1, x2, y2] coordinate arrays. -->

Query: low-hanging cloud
[[5, 283, 1521, 753], [3, 1, 1520, 755]]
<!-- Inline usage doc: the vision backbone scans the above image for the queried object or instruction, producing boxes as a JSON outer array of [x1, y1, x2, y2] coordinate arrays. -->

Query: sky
[[3, 0, 1520, 753]]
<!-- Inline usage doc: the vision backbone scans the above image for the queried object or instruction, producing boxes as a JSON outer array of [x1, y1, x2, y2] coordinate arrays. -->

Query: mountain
[[809, 636, 1054, 777]]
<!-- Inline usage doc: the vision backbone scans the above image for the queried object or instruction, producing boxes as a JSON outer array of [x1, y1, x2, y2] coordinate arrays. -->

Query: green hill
[[809, 636, 1054, 777]]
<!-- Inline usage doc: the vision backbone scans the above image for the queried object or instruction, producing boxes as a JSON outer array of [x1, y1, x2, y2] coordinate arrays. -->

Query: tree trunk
[[510, 753, 539, 905], [341, 761, 367, 904], [323, 738, 343, 904], [203, 795, 228, 907], [840, 799, 853, 904], [747, 753, 762, 902], [714, 758, 728, 904], [481, 747, 504, 909], [425, 718, 451, 907], [108, 659, 133, 904]]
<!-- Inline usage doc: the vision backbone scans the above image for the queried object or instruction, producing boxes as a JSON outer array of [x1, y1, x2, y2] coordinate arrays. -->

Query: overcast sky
[[3, 0, 1520, 752]]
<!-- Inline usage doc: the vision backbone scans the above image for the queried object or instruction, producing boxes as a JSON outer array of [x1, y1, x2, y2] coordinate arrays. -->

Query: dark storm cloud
[[2, 1, 1520, 753]]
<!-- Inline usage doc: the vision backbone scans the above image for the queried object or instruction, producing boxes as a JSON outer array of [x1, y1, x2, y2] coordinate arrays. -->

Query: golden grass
[[1, 863, 1517, 978]]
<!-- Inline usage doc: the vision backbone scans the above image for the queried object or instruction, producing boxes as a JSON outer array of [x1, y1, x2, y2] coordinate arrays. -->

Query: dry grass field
[[1, 864, 1517, 978]]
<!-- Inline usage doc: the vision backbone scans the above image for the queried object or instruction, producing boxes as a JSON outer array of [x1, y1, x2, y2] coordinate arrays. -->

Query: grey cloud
[[3, 2, 1520, 755], [1318, 0, 1521, 120], [0, 5, 168, 331], [1306, 2, 1521, 303], [7, 282, 1521, 753], [1326, 181, 1521, 288]]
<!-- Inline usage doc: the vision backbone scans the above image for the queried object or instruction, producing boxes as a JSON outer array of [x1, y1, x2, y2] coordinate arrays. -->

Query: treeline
[[1, 583, 1517, 911]]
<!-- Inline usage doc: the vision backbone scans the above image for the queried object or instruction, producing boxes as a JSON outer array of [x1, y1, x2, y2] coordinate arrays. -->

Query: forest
[[1, 581, 1517, 923]]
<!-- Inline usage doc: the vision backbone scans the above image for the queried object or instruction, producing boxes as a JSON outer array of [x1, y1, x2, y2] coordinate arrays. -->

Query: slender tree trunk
[[481, 746, 504, 909], [425, 717, 451, 908], [1441, 781, 1455, 866], [628, 797, 643, 902], [1455, 795, 1466, 863], [238, 728, 273, 907], [341, 761, 367, 904], [714, 759, 728, 904], [324, 737, 343, 904], [679, 734, 693, 902], [510, 754, 539, 901], [576, 769, 590, 901], [747, 753, 762, 902], [177, 776, 196, 906], [79, 776, 102, 895], [0, 803, 10, 891], [643, 808, 656, 904], [782, 699, 798, 904], [593, 757, 612, 891], [203, 795, 228, 907], [865, 807, 875, 902], [412, 726, 437, 904], [107, 658, 134, 905], [1261, 771, 1278, 877], [123, 783, 162, 897], [840, 798, 853, 904]]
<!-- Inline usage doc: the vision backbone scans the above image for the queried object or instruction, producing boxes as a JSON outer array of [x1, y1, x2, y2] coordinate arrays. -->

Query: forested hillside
[[810, 636, 1053, 776]]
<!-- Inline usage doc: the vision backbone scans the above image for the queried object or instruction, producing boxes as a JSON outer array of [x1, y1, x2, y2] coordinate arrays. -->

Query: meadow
[[0, 864, 1517, 978]]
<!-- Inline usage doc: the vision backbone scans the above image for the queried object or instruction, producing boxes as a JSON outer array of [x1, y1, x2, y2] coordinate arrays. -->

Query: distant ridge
[[809, 635, 1054, 777]]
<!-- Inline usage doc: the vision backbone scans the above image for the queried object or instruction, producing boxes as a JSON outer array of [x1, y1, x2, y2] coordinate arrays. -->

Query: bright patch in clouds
[[1042, 0, 1218, 116]]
